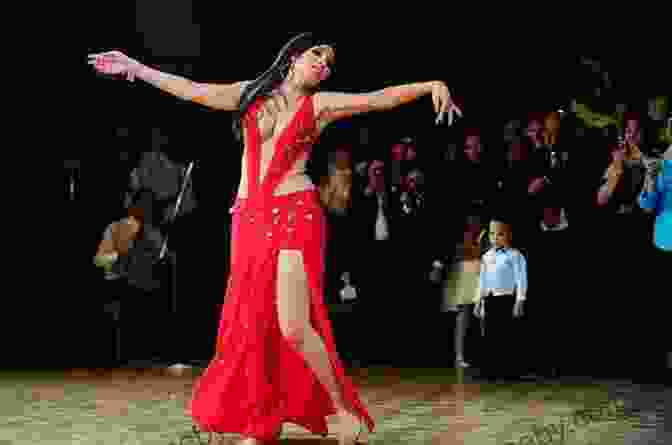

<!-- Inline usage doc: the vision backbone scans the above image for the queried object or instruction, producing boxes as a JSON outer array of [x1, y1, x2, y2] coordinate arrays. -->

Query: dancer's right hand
[[88, 50, 142, 82]]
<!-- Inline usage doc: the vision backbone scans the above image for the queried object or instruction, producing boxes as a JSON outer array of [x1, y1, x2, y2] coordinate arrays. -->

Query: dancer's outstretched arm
[[315, 81, 462, 127], [88, 51, 248, 111]]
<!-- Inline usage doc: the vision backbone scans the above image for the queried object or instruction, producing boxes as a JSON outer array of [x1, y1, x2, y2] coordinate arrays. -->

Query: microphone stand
[[156, 161, 202, 370], [64, 160, 80, 202]]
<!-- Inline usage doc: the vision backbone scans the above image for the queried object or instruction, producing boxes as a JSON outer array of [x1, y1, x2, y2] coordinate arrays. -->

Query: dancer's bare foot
[[210, 433, 236, 445], [336, 408, 365, 445], [237, 430, 280, 444]]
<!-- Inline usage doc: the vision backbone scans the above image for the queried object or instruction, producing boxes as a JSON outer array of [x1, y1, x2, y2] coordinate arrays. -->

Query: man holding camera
[[640, 143, 672, 385], [351, 159, 403, 364], [523, 112, 573, 379]]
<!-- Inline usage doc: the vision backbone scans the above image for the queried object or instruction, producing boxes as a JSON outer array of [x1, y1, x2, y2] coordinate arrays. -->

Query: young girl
[[434, 215, 486, 368]]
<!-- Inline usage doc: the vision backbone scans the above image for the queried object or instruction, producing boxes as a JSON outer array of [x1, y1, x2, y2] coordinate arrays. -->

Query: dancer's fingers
[[432, 89, 439, 114], [88, 51, 113, 60], [440, 95, 451, 125]]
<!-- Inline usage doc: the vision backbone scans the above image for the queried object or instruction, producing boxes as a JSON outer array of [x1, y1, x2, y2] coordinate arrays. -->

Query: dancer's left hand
[[513, 300, 525, 318], [431, 81, 463, 126]]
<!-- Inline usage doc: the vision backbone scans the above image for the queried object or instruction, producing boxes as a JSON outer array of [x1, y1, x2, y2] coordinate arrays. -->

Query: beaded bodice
[[237, 95, 319, 200]]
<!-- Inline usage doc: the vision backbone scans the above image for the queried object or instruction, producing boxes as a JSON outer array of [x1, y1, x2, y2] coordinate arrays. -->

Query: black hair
[[232, 33, 331, 142], [127, 189, 155, 227]]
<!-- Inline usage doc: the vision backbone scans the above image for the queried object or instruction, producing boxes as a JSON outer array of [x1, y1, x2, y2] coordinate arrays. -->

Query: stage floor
[[1, 366, 669, 444]]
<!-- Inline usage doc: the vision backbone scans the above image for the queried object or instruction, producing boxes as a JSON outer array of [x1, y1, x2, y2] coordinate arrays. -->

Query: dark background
[[39, 7, 670, 370]]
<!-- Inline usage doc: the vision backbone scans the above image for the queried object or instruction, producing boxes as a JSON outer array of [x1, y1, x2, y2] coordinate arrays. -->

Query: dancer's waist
[[231, 189, 321, 215]]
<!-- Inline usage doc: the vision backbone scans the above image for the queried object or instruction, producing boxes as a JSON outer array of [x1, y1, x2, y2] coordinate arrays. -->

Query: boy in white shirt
[[474, 218, 528, 381]]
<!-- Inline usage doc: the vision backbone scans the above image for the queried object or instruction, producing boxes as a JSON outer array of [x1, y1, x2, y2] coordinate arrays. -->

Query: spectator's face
[[392, 144, 406, 161], [544, 112, 561, 135], [405, 145, 417, 161], [406, 176, 417, 190], [464, 222, 481, 243], [369, 160, 385, 181], [464, 135, 482, 162], [405, 171, 423, 191], [333, 149, 351, 169], [489, 221, 511, 248], [526, 120, 544, 142], [625, 119, 641, 145]]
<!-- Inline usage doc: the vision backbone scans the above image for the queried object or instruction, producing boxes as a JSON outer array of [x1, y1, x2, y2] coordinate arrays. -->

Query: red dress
[[189, 95, 375, 442]]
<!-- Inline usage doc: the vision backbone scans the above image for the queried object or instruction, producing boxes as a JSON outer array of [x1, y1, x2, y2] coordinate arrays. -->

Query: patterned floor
[[1, 366, 669, 444]]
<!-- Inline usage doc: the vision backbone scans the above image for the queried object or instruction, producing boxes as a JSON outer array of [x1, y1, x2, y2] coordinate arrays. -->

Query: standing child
[[432, 215, 486, 368], [474, 218, 528, 381]]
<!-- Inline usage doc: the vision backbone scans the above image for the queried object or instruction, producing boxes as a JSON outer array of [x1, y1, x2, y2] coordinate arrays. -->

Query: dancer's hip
[[230, 190, 325, 252]]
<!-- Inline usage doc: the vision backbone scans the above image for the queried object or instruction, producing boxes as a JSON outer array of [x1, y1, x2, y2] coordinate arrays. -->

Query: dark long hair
[[232, 33, 330, 142], [126, 190, 155, 241]]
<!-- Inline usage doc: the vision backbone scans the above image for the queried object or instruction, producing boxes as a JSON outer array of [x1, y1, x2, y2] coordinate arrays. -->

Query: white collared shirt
[[478, 247, 528, 302]]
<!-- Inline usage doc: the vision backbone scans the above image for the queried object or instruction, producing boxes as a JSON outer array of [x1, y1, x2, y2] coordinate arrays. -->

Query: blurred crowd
[[319, 103, 671, 380], [76, 97, 670, 379]]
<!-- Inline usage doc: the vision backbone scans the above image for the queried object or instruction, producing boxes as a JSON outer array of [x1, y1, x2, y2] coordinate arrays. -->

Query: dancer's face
[[292, 45, 335, 88]]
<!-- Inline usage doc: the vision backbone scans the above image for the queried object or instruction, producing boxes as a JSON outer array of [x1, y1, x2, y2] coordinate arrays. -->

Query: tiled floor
[[1, 366, 668, 444]]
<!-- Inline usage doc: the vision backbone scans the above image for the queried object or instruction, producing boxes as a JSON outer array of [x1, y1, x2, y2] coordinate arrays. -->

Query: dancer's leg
[[277, 250, 346, 411], [277, 250, 362, 444]]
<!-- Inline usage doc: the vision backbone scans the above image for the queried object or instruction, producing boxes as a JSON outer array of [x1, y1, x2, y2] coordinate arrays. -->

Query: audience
[[87, 99, 670, 380], [320, 145, 355, 305], [350, 159, 402, 364]]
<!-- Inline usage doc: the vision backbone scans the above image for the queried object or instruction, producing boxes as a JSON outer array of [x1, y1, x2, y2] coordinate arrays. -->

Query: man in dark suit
[[350, 159, 403, 364]]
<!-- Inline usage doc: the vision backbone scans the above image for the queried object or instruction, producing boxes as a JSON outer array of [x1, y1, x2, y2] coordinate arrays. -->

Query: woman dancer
[[89, 32, 462, 444]]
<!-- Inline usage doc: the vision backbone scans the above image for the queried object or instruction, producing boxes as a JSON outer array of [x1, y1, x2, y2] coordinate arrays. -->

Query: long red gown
[[189, 95, 375, 442]]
